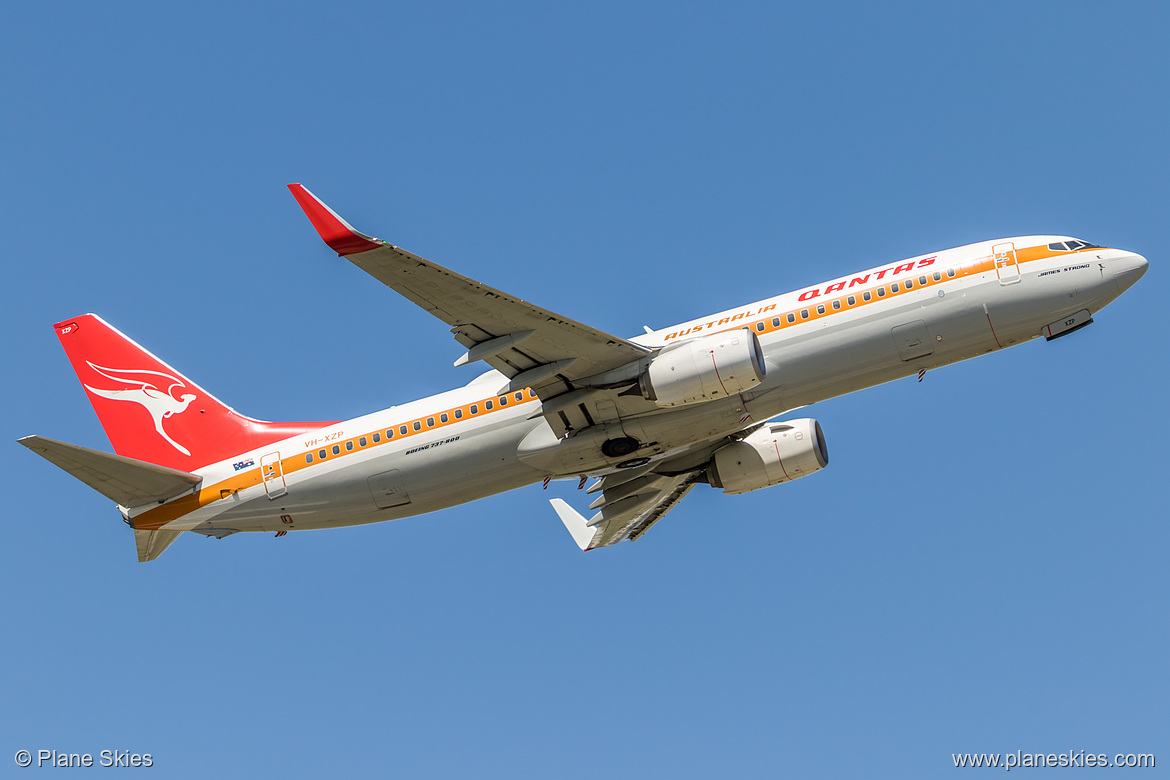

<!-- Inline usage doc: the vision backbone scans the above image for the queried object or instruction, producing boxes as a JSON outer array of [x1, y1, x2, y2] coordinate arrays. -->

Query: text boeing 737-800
[[19, 185, 1148, 561]]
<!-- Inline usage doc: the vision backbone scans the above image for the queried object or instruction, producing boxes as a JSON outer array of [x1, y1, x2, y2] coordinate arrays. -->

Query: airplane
[[18, 185, 1148, 561]]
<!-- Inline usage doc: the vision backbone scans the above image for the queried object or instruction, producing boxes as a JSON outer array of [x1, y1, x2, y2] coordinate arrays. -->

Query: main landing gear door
[[261, 452, 287, 499], [993, 241, 1021, 285]]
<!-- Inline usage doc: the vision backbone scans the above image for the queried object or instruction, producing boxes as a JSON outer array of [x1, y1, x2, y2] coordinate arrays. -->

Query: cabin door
[[261, 452, 287, 499], [993, 241, 1021, 285]]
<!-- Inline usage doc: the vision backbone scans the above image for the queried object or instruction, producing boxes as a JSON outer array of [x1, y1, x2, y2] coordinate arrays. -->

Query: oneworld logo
[[82, 362, 196, 456]]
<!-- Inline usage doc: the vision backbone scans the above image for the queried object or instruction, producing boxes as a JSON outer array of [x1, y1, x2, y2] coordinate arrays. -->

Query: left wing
[[288, 185, 651, 404]]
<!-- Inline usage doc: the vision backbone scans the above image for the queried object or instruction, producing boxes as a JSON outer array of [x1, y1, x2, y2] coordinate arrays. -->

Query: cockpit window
[[1049, 239, 1103, 252]]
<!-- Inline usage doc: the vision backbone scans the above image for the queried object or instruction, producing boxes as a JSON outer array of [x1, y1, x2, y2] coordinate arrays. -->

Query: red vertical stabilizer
[[54, 314, 333, 472]]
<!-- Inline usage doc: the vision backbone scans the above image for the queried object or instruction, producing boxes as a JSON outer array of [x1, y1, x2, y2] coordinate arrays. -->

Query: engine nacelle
[[708, 418, 828, 494], [641, 330, 766, 407]]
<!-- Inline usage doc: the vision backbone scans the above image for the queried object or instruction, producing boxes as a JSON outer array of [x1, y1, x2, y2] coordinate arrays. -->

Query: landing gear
[[601, 436, 640, 458]]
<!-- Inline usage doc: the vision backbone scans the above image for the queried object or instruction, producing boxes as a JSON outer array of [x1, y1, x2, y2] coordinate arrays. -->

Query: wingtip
[[549, 498, 595, 551], [287, 183, 381, 256]]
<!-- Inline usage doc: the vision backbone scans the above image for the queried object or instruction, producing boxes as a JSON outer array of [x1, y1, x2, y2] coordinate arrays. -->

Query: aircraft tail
[[53, 314, 331, 472], [134, 529, 183, 563]]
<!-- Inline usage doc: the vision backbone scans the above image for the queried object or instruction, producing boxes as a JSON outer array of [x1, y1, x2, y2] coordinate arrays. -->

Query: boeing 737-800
[[19, 185, 1148, 561]]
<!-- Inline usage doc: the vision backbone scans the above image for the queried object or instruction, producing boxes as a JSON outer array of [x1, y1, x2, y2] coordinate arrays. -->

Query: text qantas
[[662, 257, 936, 341]]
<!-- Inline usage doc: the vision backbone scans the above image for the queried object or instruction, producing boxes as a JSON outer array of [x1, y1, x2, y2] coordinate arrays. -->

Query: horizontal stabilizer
[[18, 435, 201, 508], [134, 528, 183, 563]]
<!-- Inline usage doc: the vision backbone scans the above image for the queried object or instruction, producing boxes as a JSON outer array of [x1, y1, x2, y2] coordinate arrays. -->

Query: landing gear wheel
[[601, 436, 640, 458]]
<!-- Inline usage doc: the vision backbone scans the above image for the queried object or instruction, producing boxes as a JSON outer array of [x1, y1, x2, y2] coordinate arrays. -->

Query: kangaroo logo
[[83, 362, 197, 456]]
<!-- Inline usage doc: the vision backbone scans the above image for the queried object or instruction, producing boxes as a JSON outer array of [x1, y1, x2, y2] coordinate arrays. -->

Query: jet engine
[[640, 329, 766, 407], [708, 418, 828, 494]]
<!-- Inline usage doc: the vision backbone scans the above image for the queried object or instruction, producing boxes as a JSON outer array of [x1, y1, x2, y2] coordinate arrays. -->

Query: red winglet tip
[[287, 183, 381, 256]]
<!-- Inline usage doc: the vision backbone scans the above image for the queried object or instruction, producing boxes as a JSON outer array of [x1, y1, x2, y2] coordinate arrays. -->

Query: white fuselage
[[127, 237, 1143, 537]]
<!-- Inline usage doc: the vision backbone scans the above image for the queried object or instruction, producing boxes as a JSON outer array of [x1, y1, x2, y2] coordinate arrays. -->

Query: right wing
[[551, 468, 705, 551], [548, 421, 783, 551]]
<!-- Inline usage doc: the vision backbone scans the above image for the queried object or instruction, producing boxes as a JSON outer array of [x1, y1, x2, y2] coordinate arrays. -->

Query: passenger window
[[412, 421, 421, 431], [847, 295, 856, 305], [863, 291, 872, 301], [816, 304, 825, 315], [919, 275, 927, 285], [932, 271, 941, 282], [499, 396, 507, 406], [904, 279, 913, 289], [306, 453, 313, 463], [877, 288, 885, 298], [373, 433, 381, 443], [772, 317, 780, 327], [346, 441, 354, 451], [426, 417, 435, 427], [891, 283, 899, 293], [399, 425, 408, 435], [359, 437, 367, 447], [515, 392, 523, 402], [947, 268, 955, 278], [800, 309, 809, 319], [454, 409, 463, 419], [470, 404, 478, 415], [528, 389, 538, 398], [332, 445, 340, 455], [319, 449, 327, 459], [755, 322, 765, 332], [832, 300, 841, 310], [485, 400, 494, 410], [787, 313, 795, 323], [440, 413, 449, 423]]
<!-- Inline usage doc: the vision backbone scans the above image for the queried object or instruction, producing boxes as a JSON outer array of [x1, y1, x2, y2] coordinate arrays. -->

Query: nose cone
[[1113, 252, 1148, 295]]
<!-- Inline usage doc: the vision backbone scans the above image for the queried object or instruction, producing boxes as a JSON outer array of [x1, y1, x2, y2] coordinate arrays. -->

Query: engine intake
[[641, 330, 766, 407], [708, 418, 828, 494]]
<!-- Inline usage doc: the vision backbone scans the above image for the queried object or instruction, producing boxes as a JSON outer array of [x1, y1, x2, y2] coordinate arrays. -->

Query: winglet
[[287, 183, 382, 256], [549, 499, 596, 551]]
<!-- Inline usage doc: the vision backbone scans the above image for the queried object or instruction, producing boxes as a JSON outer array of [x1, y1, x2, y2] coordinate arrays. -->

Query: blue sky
[[2, 2, 1166, 777]]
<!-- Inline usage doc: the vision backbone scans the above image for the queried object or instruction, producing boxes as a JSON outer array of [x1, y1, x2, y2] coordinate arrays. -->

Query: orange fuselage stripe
[[136, 244, 1097, 530]]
